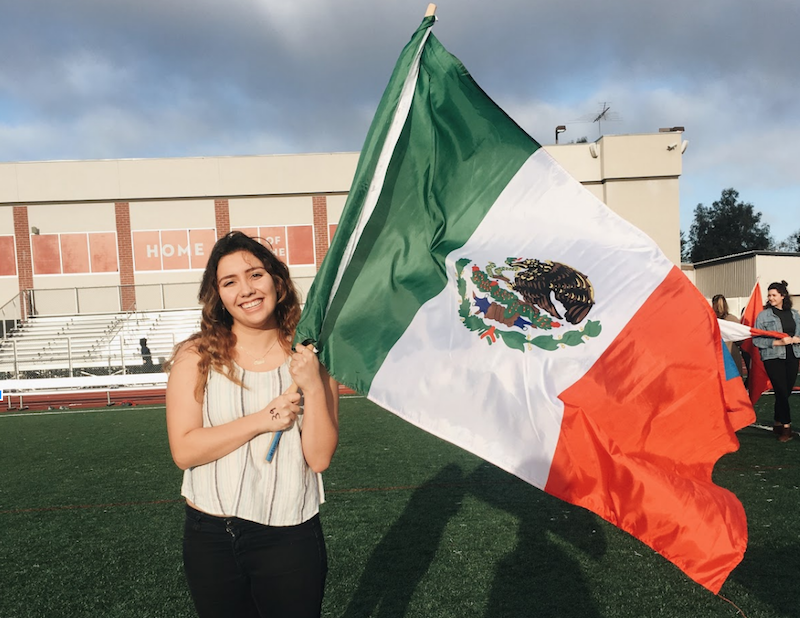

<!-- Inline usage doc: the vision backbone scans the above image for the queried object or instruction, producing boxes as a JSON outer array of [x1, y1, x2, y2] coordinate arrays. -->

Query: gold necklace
[[238, 335, 280, 365]]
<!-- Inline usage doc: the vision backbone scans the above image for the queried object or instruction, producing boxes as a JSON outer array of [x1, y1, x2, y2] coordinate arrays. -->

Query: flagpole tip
[[425, 3, 437, 17]]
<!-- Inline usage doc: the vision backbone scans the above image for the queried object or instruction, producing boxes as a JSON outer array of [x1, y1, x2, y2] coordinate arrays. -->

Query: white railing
[[23, 282, 200, 318], [0, 305, 201, 379], [0, 293, 25, 339], [1, 282, 201, 340], [0, 333, 179, 379]]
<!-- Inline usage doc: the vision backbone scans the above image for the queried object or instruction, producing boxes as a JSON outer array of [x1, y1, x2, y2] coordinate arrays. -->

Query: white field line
[[0, 394, 366, 419], [0, 405, 166, 418]]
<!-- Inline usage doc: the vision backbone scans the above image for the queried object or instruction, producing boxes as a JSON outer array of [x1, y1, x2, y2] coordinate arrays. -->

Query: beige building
[[687, 251, 800, 316], [0, 131, 686, 322]]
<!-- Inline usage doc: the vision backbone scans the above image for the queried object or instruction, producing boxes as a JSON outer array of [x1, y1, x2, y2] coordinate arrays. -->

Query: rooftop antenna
[[573, 102, 622, 137]]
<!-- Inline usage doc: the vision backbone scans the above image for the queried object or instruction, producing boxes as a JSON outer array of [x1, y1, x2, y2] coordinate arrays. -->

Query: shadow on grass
[[731, 540, 800, 616], [468, 463, 606, 618], [341, 461, 607, 618], [342, 464, 466, 618]]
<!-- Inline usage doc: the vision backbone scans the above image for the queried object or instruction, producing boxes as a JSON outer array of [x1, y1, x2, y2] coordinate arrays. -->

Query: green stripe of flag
[[295, 16, 540, 393]]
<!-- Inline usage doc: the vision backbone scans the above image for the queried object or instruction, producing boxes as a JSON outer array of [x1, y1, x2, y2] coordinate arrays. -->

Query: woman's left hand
[[289, 343, 323, 392]]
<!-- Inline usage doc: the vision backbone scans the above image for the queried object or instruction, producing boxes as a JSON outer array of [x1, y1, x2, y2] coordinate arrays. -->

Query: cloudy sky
[[1, 0, 798, 241]]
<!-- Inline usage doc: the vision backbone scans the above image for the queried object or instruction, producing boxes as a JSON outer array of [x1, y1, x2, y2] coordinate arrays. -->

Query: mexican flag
[[296, 14, 753, 593]]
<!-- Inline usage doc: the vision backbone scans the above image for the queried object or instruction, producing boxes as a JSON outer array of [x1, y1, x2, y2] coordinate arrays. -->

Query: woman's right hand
[[259, 390, 301, 432]]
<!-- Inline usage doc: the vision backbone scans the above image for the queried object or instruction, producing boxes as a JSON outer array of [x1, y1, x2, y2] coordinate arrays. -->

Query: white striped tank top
[[180, 360, 324, 526]]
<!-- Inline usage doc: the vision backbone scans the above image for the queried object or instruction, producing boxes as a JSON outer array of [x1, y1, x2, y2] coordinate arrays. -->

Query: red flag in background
[[740, 282, 771, 404]]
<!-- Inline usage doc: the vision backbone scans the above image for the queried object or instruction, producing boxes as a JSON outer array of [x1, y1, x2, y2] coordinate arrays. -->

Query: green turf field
[[1, 394, 798, 618]]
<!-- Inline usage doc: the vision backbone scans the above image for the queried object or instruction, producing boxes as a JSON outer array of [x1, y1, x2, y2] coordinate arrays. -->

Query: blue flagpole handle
[[266, 377, 303, 463], [266, 431, 283, 462], [267, 345, 315, 463]]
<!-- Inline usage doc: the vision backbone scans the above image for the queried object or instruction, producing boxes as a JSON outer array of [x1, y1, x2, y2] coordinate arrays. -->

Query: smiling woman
[[753, 280, 800, 443], [164, 231, 339, 618], [216, 250, 280, 335]]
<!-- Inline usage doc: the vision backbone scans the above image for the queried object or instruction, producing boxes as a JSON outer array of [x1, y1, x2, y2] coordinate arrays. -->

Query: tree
[[776, 229, 800, 252], [680, 230, 691, 262], [687, 188, 773, 263]]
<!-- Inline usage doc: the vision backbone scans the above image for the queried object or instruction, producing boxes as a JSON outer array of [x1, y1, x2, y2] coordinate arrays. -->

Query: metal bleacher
[[0, 308, 201, 379]]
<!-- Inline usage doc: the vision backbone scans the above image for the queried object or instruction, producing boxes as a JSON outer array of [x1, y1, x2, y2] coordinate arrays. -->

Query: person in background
[[166, 231, 339, 617], [739, 306, 752, 387], [753, 281, 800, 442], [712, 294, 744, 375], [139, 337, 153, 372]]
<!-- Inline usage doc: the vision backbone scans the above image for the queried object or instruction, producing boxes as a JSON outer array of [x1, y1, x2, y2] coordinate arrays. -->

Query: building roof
[[691, 250, 800, 268]]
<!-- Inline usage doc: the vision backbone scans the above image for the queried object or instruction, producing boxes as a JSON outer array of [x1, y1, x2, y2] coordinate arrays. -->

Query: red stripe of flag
[[548, 268, 752, 593]]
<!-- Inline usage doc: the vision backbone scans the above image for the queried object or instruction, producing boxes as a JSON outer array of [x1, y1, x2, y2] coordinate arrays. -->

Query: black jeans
[[763, 355, 800, 425], [183, 505, 328, 618]]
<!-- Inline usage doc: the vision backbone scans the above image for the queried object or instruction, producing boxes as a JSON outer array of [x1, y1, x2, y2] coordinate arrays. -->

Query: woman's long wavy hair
[[711, 294, 729, 319], [766, 280, 793, 311], [169, 231, 301, 401]]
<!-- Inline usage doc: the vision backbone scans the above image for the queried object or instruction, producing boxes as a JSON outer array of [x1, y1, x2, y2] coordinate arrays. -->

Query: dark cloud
[[0, 0, 798, 232]]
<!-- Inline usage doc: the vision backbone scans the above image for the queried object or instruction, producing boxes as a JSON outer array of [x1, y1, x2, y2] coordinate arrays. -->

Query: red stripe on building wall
[[13, 206, 33, 319], [215, 199, 230, 239], [115, 203, 136, 311], [12, 207, 33, 291], [312, 196, 328, 272]]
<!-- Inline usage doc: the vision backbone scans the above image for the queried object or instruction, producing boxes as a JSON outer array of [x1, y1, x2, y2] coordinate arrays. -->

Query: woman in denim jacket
[[753, 281, 800, 442]]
